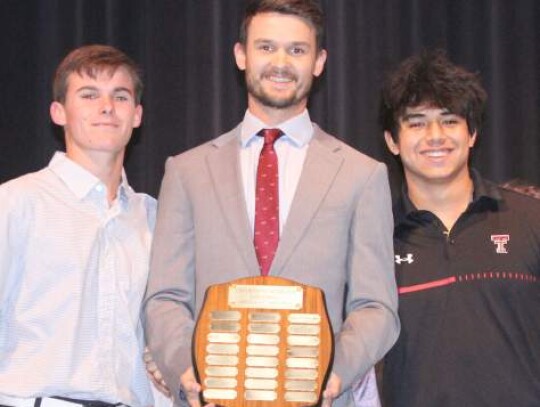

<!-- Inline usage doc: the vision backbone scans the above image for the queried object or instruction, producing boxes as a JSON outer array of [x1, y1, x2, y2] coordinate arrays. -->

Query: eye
[[257, 43, 274, 52], [407, 120, 426, 129], [441, 117, 460, 126], [80, 92, 98, 100], [289, 46, 307, 56], [114, 94, 130, 102]]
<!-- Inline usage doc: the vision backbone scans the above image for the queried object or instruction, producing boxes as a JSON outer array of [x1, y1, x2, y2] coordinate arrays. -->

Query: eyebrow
[[75, 86, 134, 95], [253, 39, 312, 48], [401, 109, 454, 122]]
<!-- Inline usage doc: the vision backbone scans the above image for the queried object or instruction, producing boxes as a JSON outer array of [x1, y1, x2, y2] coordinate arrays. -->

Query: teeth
[[269, 76, 293, 83], [423, 150, 449, 157]]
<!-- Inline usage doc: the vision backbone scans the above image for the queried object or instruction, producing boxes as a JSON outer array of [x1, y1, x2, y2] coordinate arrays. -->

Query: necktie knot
[[258, 128, 283, 146]]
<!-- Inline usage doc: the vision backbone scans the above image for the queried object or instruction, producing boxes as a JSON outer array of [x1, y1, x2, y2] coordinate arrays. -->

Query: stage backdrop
[[0, 0, 538, 198]]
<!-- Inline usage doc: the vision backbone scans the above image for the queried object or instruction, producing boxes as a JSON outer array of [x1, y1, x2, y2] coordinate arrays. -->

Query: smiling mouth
[[267, 75, 294, 83], [421, 149, 452, 158]]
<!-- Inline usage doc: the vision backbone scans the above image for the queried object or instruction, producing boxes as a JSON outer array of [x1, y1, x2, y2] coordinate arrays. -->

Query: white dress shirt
[[0, 152, 156, 407], [239, 109, 313, 234]]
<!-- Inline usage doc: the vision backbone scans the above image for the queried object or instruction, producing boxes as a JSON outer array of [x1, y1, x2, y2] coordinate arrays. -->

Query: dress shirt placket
[[96, 189, 120, 394]]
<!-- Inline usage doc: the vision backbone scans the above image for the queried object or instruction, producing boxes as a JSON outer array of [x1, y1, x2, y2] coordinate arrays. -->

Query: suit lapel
[[271, 128, 344, 275], [206, 128, 260, 275]]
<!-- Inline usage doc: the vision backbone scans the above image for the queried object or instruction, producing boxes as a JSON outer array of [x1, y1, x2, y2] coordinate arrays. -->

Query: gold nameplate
[[285, 391, 318, 403], [206, 344, 239, 355], [247, 345, 280, 356], [205, 366, 238, 377], [285, 380, 317, 391], [287, 347, 318, 358], [245, 390, 277, 401], [203, 389, 237, 400], [244, 379, 278, 390], [228, 284, 303, 310], [204, 377, 237, 388], [285, 368, 318, 380], [193, 276, 334, 407], [245, 367, 279, 378], [287, 324, 320, 335], [207, 333, 240, 343]]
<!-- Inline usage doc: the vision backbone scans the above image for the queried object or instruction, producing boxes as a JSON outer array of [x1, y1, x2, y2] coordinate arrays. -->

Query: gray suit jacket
[[143, 124, 399, 407]]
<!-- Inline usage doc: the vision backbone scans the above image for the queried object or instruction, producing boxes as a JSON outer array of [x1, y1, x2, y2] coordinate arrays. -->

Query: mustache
[[262, 66, 297, 81]]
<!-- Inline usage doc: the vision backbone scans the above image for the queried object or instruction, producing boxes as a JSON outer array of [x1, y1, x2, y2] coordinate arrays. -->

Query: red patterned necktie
[[254, 128, 283, 276]]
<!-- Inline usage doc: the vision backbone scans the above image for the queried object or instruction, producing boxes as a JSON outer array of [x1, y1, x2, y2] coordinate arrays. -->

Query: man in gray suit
[[143, 1, 399, 406]]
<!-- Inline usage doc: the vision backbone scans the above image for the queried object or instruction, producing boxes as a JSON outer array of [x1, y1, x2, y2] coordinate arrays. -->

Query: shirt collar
[[239, 109, 314, 148], [48, 151, 131, 204], [395, 168, 502, 226]]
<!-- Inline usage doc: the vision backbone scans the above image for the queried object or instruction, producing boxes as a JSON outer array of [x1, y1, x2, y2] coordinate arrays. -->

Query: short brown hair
[[53, 44, 143, 104], [239, 0, 325, 50]]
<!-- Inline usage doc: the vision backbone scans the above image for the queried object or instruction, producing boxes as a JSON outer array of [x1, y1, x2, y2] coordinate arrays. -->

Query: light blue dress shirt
[[0, 152, 156, 407], [239, 109, 313, 235]]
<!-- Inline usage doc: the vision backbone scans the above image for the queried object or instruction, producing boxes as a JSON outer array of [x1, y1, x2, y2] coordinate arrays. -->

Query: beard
[[245, 66, 312, 109]]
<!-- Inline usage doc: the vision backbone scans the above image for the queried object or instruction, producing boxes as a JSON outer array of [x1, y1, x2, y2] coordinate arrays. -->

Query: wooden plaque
[[192, 276, 334, 407]]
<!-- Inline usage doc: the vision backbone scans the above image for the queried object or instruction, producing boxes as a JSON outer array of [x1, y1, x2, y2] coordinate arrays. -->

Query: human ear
[[233, 42, 247, 71], [469, 131, 477, 148], [313, 49, 327, 77], [132, 105, 143, 128], [384, 131, 400, 155], [50, 101, 67, 126]]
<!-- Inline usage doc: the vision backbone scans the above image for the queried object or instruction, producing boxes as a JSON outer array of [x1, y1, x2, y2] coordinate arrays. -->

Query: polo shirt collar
[[395, 168, 502, 226]]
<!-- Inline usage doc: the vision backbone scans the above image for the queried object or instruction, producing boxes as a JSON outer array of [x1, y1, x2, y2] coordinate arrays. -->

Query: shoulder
[[0, 167, 51, 205], [165, 125, 240, 170], [312, 124, 388, 179], [0, 168, 53, 229], [498, 184, 540, 220], [485, 182, 540, 248]]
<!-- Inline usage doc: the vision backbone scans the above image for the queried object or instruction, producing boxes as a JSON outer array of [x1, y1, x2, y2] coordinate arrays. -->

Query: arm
[[333, 162, 400, 391], [143, 157, 197, 404], [0, 183, 27, 307]]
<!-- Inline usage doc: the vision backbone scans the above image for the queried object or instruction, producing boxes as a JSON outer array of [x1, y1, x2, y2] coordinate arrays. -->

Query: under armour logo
[[395, 253, 414, 264], [491, 234, 510, 254]]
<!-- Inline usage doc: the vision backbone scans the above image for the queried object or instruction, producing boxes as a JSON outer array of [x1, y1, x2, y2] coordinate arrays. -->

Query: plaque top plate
[[228, 284, 303, 310]]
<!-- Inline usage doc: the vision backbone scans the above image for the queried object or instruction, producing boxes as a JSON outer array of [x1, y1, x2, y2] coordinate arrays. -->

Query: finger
[[182, 379, 201, 406], [146, 360, 157, 373], [184, 389, 201, 407], [153, 367, 163, 381], [143, 346, 154, 363], [321, 390, 333, 407]]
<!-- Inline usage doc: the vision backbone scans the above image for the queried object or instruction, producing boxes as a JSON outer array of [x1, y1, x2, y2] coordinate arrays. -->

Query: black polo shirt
[[383, 170, 540, 407]]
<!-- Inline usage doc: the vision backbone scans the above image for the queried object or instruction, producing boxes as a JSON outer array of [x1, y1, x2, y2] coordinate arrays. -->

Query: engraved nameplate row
[[193, 276, 334, 407]]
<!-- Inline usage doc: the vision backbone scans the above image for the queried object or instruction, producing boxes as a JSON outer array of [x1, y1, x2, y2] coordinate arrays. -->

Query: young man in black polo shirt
[[379, 50, 540, 406]]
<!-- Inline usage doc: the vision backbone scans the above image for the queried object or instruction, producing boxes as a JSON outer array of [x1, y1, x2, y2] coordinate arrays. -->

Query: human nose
[[426, 121, 445, 145], [272, 48, 288, 67], [100, 95, 114, 115]]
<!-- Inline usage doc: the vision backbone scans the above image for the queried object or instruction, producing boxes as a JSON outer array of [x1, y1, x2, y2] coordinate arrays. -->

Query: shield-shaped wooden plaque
[[192, 276, 334, 407]]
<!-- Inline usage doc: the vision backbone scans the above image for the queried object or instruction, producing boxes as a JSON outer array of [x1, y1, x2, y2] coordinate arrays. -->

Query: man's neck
[[247, 99, 307, 126], [66, 149, 125, 204], [407, 172, 474, 231]]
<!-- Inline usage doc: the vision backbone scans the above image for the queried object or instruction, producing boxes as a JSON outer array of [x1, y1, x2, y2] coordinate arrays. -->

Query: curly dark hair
[[239, 0, 324, 50], [380, 50, 487, 139]]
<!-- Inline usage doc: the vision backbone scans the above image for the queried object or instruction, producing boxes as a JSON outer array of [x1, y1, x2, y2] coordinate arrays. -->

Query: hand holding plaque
[[192, 276, 334, 407]]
